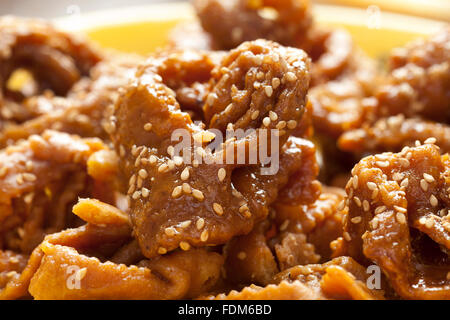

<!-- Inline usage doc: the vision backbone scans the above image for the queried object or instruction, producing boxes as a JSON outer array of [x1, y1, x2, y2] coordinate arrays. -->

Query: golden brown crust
[[193, 0, 312, 50], [341, 144, 450, 299], [0, 16, 101, 124], [375, 27, 450, 122], [339, 115, 450, 155], [110, 40, 311, 258]]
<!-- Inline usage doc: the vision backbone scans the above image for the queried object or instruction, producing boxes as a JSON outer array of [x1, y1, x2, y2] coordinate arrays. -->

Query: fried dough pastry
[[193, 0, 312, 50], [2, 198, 223, 300], [168, 21, 217, 51], [0, 16, 101, 124], [339, 115, 450, 155], [0, 54, 141, 147], [340, 143, 450, 299], [0, 130, 111, 255], [110, 40, 310, 258], [28, 227, 223, 300], [202, 280, 326, 300], [206, 256, 384, 300], [375, 27, 450, 122], [223, 186, 346, 286], [272, 256, 385, 300], [274, 187, 346, 263]]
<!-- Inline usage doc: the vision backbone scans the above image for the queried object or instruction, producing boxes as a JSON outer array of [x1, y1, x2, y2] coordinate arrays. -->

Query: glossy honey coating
[[339, 143, 450, 299], [0, 16, 101, 125], [109, 40, 311, 258]]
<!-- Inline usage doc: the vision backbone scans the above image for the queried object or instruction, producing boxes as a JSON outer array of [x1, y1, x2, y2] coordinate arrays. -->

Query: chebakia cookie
[[0, 8, 449, 300], [338, 143, 449, 299]]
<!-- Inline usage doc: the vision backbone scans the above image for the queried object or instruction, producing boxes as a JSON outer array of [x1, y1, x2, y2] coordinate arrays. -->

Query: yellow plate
[[53, 2, 446, 58]]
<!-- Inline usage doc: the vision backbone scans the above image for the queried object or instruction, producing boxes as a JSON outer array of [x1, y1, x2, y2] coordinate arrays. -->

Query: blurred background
[[0, 0, 182, 18], [1, 0, 449, 21]]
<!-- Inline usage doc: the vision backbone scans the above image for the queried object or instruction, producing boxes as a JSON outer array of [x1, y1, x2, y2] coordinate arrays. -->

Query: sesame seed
[[144, 123, 152, 131], [430, 195, 438, 207], [129, 174, 136, 186], [392, 172, 404, 181], [276, 121, 286, 130], [420, 179, 429, 191], [376, 161, 389, 168], [272, 78, 280, 89], [363, 200, 370, 212], [367, 182, 377, 190], [232, 189, 243, 198], [287, 120, 297, 129], [394, 205, 407, 213], [375, 206, 386, 215], [237, 251, 247, 260], [196, 218, 205, 230], [173, 156, 183, 166], [399, 158, 410, 167], [158, 247, 167, 254], [181, 167, 190, 181], [179, 241, 190, 251], [371, 217, 379, 229], [25, 161, 33, 171], [182, 182, 191, 194], [206, 93, 217, 106], [137, 176, 143, 189], [180, 220, 191, 229], [192, 189, 204, 201], [262, 117, 270, 127], [352, 176, 359, 189], [141, 188, 150, 198], [22, 173, 36, 182], [343, 232, 351, 241], [172, 186, 182, 198], [131, 145, 138, 156], [167, 159, 175, 170], [119, 145, 126, 157], [200, 230, 209, 242], [269, 111, 278, 121], [213, 203, 224, 215], [138, 169, 148, 179], [337, 200, 345, 211], [149, 155, 157, 164], [264, 86, 273, 97], [165, 227, 176, 236], [419, 217, 427, 225], [127, 184, 135, 195], [353, 197, 362, 207], [423, 173, 435, 183], [371, 188, 379, 199], [16, 174, 23, 185], [396, 212, 406, 224], [132, 191, 141, 200], [351, 216, 362, 224], [285, 72, 297, 82], [192, 160, 199, 168], [280, 220, 290, 231], [239, 204, 249, 213], [425, 218, 434, 228], [424, 137, 436, 144], [167, 146, 174, 157], [0, 166, 8, 178], [251, 110, 259, 120], [218, 168, 226, 182], [401, 178, 409, 188]]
